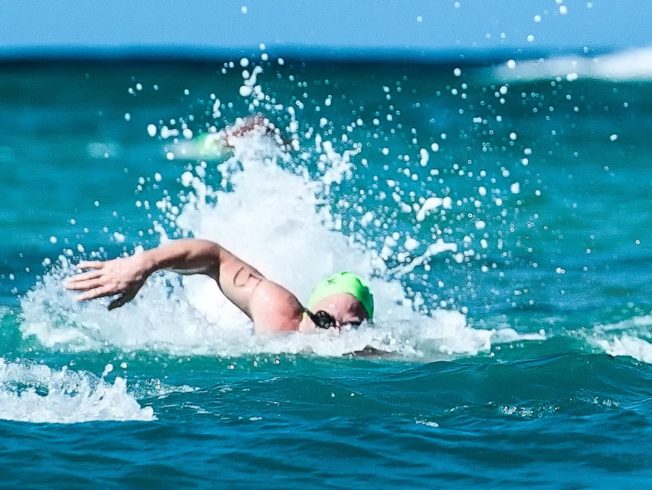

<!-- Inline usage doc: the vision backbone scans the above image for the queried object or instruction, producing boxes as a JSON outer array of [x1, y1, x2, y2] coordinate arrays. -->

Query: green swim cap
[[307, 272, 374, 320]]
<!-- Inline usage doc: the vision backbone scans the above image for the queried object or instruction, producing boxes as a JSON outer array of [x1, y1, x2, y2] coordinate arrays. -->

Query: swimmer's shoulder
[[250, 279, 303, 334]]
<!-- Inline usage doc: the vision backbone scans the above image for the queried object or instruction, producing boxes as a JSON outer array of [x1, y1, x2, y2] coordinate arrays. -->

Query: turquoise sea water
[[1, 54, 652, 488]]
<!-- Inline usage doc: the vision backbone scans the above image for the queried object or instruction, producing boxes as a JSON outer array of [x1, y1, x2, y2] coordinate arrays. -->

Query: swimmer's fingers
[[108, 290, 137, 311], [64, 270, 103, 288], [65, 278, 105, 291], [74, 285, 116, 302], [77, 260, 105, 270]]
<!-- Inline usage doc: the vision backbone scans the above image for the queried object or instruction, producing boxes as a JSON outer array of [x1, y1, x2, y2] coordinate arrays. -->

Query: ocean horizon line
[[0, 44, 628, 66]]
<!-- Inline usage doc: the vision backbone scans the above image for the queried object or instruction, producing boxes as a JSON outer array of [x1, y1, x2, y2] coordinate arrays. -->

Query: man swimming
[[64, 238, 374, 334]]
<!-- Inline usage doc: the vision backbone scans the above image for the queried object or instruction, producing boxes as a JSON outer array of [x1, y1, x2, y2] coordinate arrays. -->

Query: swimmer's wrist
[[137, 250, 159, 277]]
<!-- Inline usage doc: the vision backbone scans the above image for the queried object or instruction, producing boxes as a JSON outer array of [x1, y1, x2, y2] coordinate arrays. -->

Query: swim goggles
[[304, 309, 362, 329]]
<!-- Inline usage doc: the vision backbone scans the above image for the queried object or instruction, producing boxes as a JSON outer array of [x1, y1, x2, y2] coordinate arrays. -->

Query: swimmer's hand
[[64, 255, 151, 310]]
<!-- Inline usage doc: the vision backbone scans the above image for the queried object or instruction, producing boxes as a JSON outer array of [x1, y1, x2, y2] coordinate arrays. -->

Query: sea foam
[[0, 358, 154, 423]]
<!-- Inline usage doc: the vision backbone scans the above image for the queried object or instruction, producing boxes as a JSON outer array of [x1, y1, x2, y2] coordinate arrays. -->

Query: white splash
[[21, 117, 539, 360], [0, 358, 154, 423]]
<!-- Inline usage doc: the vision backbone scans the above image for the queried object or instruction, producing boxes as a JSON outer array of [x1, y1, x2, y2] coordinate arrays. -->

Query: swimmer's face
[[309, 293, 368, 329]]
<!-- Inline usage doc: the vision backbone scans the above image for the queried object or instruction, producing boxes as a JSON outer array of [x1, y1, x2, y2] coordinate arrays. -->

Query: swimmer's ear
[[108, 291, 137, 310]]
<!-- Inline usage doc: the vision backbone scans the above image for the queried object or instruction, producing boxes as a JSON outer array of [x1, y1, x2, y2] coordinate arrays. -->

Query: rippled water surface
[[0, 53, 651, 487]]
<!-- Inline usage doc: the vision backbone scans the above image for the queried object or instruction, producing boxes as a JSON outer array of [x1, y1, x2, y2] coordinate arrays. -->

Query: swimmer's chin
[[262, 328, 390, 357], [347, 346, 392, 358]]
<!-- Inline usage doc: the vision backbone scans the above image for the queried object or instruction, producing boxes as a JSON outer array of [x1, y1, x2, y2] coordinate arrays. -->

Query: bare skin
[[64, 239, 368, 334], [199, 115, 289, 156]]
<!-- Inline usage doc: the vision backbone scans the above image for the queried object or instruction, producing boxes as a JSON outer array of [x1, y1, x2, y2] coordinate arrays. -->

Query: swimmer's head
[[305, 272, 374, 329]]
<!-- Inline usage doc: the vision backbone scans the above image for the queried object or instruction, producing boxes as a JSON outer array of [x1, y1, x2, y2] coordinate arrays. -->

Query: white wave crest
[[593, 335, 652, 364], [493, 46, 652, 82], [589, 314, 652, 364], [0, 358, 154, 423]]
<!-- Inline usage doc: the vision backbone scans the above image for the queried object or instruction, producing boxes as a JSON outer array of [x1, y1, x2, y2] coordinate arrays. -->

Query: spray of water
[[21, 140, 538, 360], [20, 57, 545, 361]]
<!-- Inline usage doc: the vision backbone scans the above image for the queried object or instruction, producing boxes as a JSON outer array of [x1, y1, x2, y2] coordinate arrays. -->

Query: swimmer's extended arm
[[64, 239, 304, 332]]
